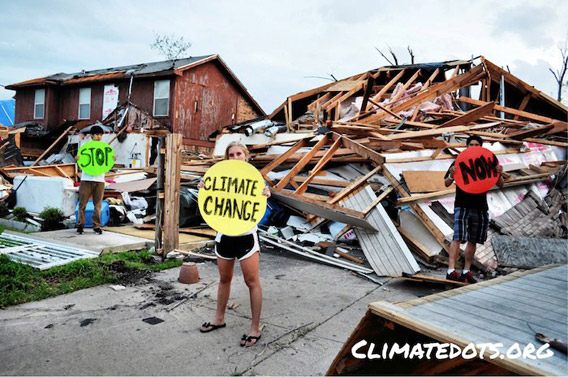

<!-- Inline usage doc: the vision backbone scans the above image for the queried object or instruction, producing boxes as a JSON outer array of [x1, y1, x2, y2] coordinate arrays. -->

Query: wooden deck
[[369, 265, 568, 375]]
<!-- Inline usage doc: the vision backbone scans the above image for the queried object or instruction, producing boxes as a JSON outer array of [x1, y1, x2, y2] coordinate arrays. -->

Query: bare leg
[[200, 257, 235, 331], [463, 242, 477, 271], [448, 240, 461, 270], [240, 251, 262, 344]]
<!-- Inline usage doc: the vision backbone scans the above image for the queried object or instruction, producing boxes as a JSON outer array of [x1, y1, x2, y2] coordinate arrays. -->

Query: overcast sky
[[1, 0, 567, 112]]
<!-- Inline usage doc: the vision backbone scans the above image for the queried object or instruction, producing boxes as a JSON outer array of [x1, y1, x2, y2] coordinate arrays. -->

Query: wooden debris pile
[[269, 56, 567, 149], [0, 56, 565, 282], [177, 56, 567, 280]]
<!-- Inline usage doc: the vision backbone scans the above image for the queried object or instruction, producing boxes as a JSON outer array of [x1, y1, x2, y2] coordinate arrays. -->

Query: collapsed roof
[[269, 56, 567, 144]]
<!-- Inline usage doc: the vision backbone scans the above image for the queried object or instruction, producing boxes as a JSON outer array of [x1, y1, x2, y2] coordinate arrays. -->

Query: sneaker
[[76, 226, 83, 235], [460, 271, 477, 284], [93, 228, 103, 235], [446, 271, 462, 282]]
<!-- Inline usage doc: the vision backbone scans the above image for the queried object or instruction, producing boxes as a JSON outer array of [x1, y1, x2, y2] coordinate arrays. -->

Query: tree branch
[[375, 46, 395, 65]]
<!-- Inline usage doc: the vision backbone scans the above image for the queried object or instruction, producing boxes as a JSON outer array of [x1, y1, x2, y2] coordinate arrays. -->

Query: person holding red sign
[[444, 135, 504, 283], [199, 141, 270, 348]]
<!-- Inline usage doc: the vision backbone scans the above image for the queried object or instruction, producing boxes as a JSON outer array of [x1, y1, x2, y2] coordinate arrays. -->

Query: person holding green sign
[[75, 125, 115, 235]]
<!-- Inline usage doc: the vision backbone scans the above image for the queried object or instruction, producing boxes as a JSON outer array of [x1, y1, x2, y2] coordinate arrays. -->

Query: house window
[[153, 80, 170, 116], [78, 88, 91, 119], [34, 89, 45, 119]]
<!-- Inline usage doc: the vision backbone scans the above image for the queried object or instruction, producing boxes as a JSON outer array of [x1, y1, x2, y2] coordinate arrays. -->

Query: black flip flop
[[200, 322, 226, 333], [240, 334, 261, 347]]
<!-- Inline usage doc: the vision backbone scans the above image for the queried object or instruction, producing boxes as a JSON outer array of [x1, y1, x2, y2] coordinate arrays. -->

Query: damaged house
[[6, 54, 265, 149], [182, 56, 567, 279]]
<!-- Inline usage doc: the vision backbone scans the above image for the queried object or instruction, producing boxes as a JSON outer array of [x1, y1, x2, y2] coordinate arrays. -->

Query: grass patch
[[0, 250, 182, 308], [0, 223, 37, 234], [98, 250, 182, 271]]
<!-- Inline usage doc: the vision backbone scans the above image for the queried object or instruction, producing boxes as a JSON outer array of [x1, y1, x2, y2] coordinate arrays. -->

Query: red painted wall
[[173, 61, 239, 143]]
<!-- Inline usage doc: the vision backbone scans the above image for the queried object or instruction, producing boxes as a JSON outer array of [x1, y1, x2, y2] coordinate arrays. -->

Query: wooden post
[[154, 136, 164, 256], [162, 133, 182, 254]]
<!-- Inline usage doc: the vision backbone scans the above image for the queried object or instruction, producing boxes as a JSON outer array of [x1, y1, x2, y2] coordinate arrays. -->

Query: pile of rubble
[[178, 56, 567, 279], [1, 56, 566, 280]]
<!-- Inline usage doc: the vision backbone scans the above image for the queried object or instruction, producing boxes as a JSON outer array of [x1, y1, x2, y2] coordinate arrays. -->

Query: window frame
[[34, 89, 45, 119], [153, 80, 170, 117], [78, 87, 91, 120]]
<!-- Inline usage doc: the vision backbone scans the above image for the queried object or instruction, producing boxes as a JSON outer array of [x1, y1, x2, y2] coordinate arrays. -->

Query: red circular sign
[[454, 146, 500, 194]]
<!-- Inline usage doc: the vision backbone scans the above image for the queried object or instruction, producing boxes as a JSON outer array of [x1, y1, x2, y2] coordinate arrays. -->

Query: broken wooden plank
[[295, 137, 342, 195], [437, 101, 495, 128], [332, 133, 385, 165], [387, 125, 470, 140], [292, 176, 349, 188], [259, 138, 308, 176], [397, 272, 467, 286], [506, 124, 554, 140], [30, 126, 74, 167], [0, 163, 77, 180], [362, 186, 394, 215], [274, 135, 329, 190], [459, 96, 566, 125], [270, 188, 377, 231]]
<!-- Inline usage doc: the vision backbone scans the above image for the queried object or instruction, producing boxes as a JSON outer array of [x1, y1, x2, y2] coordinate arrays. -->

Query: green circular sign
[[78, 141, 115, 175]]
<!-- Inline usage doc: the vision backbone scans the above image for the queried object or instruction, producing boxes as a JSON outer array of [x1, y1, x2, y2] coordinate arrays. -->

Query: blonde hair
[[224, 141, 250, 161]]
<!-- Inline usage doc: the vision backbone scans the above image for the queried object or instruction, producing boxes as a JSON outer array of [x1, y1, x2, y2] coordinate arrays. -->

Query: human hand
[[496, 165, 503, 173], [449, 166, 456, 178], [262, 186, 271, 197], [75, 155, 79, 161], [197, 179, 205, 189]]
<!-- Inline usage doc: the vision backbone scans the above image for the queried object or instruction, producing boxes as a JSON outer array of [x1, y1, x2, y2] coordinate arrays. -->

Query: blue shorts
[[452, 207, 489, 244]]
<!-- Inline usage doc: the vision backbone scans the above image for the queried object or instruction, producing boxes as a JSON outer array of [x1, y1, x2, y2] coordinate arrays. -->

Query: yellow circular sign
[[198, 160, 267, 236]]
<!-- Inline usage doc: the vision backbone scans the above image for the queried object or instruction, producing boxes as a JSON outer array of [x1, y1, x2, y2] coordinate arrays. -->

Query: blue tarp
[[0, 99, 15, 126]]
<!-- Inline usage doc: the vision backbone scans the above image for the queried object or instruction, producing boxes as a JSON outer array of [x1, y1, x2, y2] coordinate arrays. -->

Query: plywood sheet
[[402, 171, 447, 193]]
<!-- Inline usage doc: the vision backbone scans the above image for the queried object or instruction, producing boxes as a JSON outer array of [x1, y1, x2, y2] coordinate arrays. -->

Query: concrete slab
[[0, 250, 445, 376], [20, 228, 151, 254]]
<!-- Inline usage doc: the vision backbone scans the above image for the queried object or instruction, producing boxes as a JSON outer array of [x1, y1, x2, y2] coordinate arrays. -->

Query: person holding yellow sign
[[198, 141, 270, 348]]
